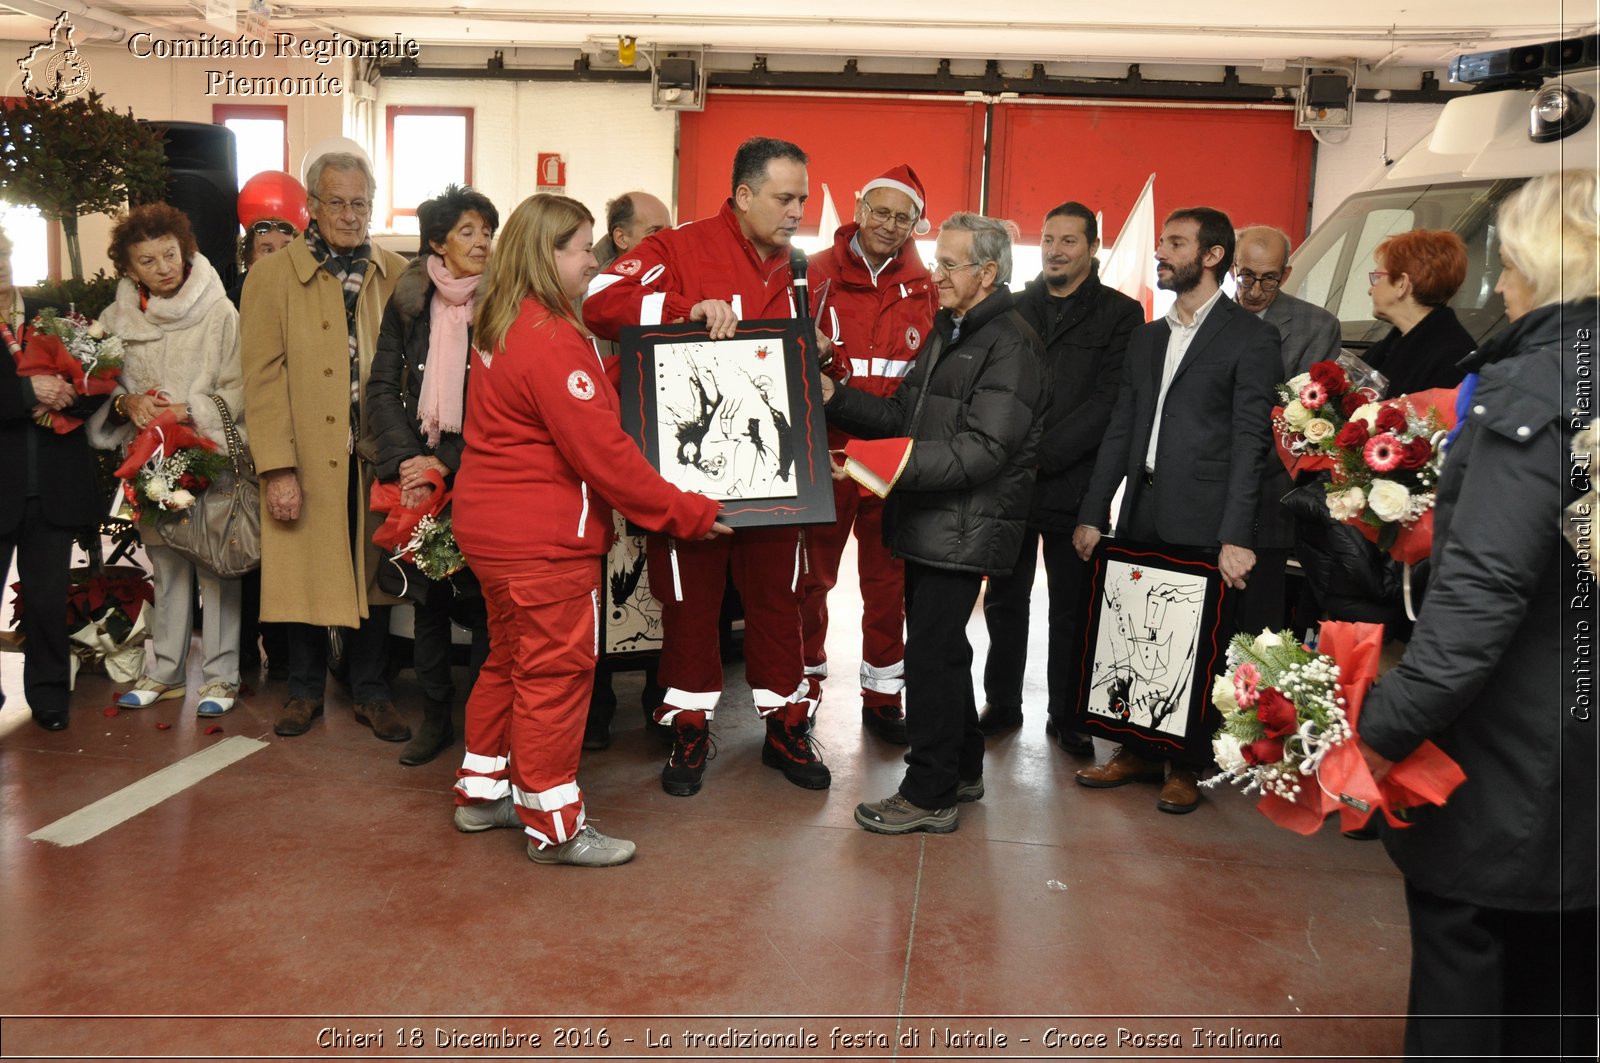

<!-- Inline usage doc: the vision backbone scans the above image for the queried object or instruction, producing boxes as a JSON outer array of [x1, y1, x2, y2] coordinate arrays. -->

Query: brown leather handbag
[[157, 395, 261, 577]]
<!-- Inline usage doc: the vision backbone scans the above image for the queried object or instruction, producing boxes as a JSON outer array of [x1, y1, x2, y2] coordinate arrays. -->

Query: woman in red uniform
[[449, 193, 726, 867]]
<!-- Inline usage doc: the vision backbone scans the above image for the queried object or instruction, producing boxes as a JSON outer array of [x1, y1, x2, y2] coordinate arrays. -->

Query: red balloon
[[237, 171, 310, 231]]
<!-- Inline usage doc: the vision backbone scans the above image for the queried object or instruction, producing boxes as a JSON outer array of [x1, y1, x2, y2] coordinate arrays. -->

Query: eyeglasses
[[1368, 270, 1392, 286], [313, 196, 371, 217], [863, 203, 918, 231], [248, 219, 298, 237], [929, 260, 981, 276], [1234, 268, 1282, 291]]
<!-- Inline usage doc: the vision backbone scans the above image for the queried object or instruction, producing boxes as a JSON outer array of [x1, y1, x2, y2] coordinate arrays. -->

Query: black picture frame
[[1070, 539, 1237, 761], [618, 318, 836, 529]]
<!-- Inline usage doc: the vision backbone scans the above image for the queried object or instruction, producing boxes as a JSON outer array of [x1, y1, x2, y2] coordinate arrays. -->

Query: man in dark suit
[[977, 201, 1143, 752], [0, 227, 105, 730], [1234, 224, 1342, 377], [1071, 206, 1281, 813]]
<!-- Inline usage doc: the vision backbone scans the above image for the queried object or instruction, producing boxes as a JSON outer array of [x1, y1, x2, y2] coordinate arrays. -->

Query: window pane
[[224, 117, 287, 188], [0, 202, 49, 287], [391, 114, 467, 213]]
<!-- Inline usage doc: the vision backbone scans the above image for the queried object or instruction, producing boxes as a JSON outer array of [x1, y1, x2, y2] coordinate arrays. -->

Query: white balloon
[[301, 136, 372, 184]]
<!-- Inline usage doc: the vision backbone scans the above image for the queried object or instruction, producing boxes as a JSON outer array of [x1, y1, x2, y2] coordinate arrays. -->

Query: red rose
[[1241, 737, 1286, 766], [1398, 437, 1434, 470], [1375, 404, 1408, 434], [1341, 392, 1368, 417], [1255, 687, 1299, 737], [1309, 361, 1346, 394], [178, 472, 199, 490], [1336, 420, 1370, 449]]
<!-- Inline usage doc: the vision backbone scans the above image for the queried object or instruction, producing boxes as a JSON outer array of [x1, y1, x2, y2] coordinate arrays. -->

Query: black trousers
[[982, 527, 1090, 722], [411, 579, 489, 707], [0, 498, 75, 718], [1402, 881, 1598, 1060], [900, 562, 984, 810]]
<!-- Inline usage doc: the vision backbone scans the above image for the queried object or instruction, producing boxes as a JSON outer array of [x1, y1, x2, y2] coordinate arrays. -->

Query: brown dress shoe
[[274, 697, 324, 737], [1157, 767, 1201, 814], [1076, 746, 1165, 788], [354, 700, 412, 742]]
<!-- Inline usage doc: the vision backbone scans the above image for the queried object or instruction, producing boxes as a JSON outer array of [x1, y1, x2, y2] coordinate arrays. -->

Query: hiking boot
[[854, 792, 958, 835], [400, 700, 455, 766], [861, 703, 909, 745], [956, 777, 985, 802], [354, 700, 411, 743], [274, 697, 324, 737], [526, 825, 636, 867], [661, 712, 713, 797], [762, 714, 831, 790], [453, 795, 522, 833]]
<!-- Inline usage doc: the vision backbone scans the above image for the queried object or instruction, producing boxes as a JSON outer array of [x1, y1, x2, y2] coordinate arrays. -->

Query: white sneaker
[[526, 825, 636, 867], [453, 796, 521, 833]]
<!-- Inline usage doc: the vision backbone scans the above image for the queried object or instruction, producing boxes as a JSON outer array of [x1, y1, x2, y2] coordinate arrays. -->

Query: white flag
[[817, 182, 842, 242], [1100, 173, 1156, 321]]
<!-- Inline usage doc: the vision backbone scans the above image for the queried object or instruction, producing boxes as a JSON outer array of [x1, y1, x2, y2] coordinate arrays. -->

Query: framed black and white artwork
[[618, 319, 836, 529], [601, 512, 663, 657], [1070, 540, 1236, 761]]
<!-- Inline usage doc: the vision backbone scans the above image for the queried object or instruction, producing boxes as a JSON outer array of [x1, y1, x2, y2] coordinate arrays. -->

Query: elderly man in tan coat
[[241, 151, 410, 742]]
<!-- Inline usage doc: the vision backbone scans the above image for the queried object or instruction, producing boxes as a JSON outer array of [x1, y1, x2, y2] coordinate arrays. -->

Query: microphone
[[790, 246, 810, 321]]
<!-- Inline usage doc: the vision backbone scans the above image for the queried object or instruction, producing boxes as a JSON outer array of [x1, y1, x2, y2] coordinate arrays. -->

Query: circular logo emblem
[[905, 325, 922, 351], [614, 257, 643, 276], [567, 371, 595, 400]]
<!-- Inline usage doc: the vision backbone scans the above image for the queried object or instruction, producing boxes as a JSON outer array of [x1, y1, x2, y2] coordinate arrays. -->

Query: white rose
[[1302, 418, 1335, 444], [1283, 400, 1312, 429], [1352, 402, 1381, 429], [1367, 479, 1411, 523], [168, 488, 196, 510], [1212, 672, 1240, 714], [145, 478, 169, 501], [1326, 487, 1366, 521], [87, 320, 106, 339], [1212, 732, 1248, 775], [1253, 629, 1284, 654], [1285, 372, 1312, 393]]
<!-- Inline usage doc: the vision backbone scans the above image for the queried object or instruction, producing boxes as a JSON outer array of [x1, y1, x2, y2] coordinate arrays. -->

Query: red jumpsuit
[[802, 224, 937, 711], [451, 299, 716, 848], [583, 201, 810, 726]]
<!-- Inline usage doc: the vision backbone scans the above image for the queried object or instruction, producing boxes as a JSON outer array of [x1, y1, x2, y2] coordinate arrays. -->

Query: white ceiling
[[2, 0, 1596, 71]]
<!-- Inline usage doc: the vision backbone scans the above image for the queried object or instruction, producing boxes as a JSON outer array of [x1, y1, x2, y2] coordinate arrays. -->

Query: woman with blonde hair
[[1356, 169, 1598, 1059], [448, 193, 726, 867]]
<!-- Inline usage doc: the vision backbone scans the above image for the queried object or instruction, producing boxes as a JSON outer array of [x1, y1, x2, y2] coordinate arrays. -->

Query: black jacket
[[1362, 304, 1474, 397], [366, 258, 470, 482], [1359, 297, 1597, 910], [1, 297, 107, 535], [1013, 267, 1142, 532], [825, 287, 1049, 575]]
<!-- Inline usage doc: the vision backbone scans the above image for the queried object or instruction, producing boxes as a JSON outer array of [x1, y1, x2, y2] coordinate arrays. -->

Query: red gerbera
[[1364, 433, 1404, 472], [1298, 381, 1328, 410]]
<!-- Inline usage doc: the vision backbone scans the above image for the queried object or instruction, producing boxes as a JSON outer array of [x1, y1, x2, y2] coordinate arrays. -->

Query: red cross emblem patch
[[567, 370, 595, 400]]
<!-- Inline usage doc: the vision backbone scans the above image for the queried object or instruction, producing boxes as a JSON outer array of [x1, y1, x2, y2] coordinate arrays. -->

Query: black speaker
[[138, 121, 239, 289]]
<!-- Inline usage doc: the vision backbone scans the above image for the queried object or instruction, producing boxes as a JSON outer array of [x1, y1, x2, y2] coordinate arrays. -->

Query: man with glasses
[[800, 164, 937, 746], [978, 201, 1144, 755], [227, 218, 298, 310], [821, 212, 1049, 835], [585, 137, 832, 798], [242, 150, 411, 743], [1233, 225, 1342, 377], [1072, 207, 1280, 815]]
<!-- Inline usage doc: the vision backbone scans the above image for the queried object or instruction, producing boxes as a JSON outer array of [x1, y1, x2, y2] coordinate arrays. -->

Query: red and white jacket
[[583, 201, 796, 338], [809, 223, 937, 445], [452, 299, 718, 563]]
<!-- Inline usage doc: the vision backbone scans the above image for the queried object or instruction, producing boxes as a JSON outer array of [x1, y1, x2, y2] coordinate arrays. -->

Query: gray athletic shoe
[[854, 793, 958, 835], [526, 825, 637, 867], [453, 796, 521, 833], [956, 777, 984, 802]]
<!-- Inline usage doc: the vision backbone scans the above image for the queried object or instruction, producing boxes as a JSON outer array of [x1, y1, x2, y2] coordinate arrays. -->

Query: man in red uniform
[[802, 165, 937, 745], [584, 137, 829, 797]]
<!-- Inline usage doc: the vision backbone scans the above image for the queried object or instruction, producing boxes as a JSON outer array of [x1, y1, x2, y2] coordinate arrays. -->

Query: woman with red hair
[[1364, 228, 1474, 394]]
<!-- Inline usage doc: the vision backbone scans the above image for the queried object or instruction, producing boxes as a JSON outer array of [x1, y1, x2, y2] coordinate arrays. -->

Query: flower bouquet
[[1205, 621, 1465, 835], [1322, 388, 1458, 565], [1270, 352, 1387, 478], [12, 309, 124, 433], [8, 565, 154, 682], [112, 409, 227, 524], [370, 467, 466, 600]]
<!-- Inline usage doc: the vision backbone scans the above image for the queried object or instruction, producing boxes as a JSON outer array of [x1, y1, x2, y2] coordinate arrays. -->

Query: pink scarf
[[417, 253, 480, 448]]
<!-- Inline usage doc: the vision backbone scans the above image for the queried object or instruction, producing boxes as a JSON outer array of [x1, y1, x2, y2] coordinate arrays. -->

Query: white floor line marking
[[27, 736, 269, 847]]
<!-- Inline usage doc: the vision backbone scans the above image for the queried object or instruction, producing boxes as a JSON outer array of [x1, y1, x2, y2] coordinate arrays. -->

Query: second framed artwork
[[618, 318, 836, 529]]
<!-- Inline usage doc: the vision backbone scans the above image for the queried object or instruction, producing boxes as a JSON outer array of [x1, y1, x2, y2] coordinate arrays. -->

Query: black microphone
[[790, 246, 810, 321]]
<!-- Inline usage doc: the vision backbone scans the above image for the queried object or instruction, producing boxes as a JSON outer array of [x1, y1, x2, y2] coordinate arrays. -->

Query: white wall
[[1306, 101, 1447, 231]]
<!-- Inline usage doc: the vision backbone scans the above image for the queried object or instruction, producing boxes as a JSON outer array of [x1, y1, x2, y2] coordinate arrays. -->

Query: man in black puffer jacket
[[823, 212, 1050, 835]]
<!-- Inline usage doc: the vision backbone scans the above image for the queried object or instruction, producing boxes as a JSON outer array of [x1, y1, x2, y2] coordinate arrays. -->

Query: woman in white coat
[[90, 204, 246, 717]]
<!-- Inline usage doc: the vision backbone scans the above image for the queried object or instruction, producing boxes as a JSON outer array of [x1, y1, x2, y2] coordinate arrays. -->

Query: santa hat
[[861, 164, 931, 235]]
